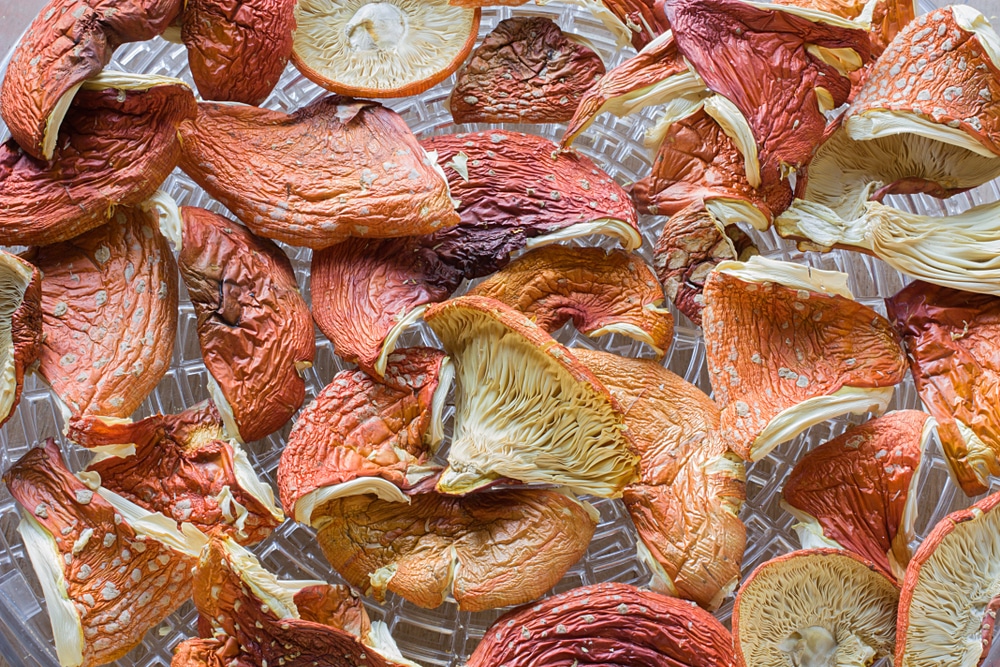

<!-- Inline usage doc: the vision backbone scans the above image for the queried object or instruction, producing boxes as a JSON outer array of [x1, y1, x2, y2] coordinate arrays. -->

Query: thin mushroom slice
[[177, 97, 459, 250], [3, 440, 207, 667], [734, 549, 899, 667], [313, 488, 597, 611], [67, 401, 283, 545], [574, 348, 746, 611], [886, 281, 1000, 496], [468, 245, 674, 358], [703, 256, 908, 462], [782, 410, 934, 581], [423, 295, 640, 497], [178, 207, 315, 442], [466, 582, 735, 667], [0, 251, 42, 430], [896, 490, 1000, 666], [277, 347, 452, 525]]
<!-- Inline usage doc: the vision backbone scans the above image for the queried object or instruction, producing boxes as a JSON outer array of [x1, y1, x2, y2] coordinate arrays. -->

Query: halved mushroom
[[466, 582, 735, 667], [896, 489, 1000, 666], [886, 280, 1000, 496], [574, 348, 746, 610], [450, 17, 605, 125], [177, 97, 459, 250], [32, 202, 179, 420], [3, 440, 207, 667], [782, 410, 934, 581], [423, 295, 639, 496], [178, 207, 315, 442], [277, 347, 451, 525], [0, 0, 182, 161], [67, 401, 283, 545], [0, 73, 196, 247], [0, 252, 42, 430], [468, 245, 674, 357], [733, 549, 899, 667], [703, 256, 908, 461], [292, 0, 480, 98]]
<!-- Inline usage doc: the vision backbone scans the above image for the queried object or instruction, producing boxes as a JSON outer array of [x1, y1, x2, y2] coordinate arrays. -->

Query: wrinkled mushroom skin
[[0, 82, 196, 247], [177, 97, 460, 250], [886, 281, 1000, 496], [1, 253, 44, 430], [466, 582, 735, 667], [172, 638, 231, 667], [468, 245, 674, 357], [181, 0, 297, 104], [450, 17, 605, 125], [33, 206, 179, 419], [178, 207, 314, 442], [313, 489, 596, 612], [0, 0, 183, 161], [292, 584, 371, 634], [605, 0, 671, 49]]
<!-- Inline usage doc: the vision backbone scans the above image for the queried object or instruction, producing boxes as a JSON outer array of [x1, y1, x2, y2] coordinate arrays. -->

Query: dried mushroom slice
[[292, 0, 480, 98], [0, 252, 42, 430], [574, 348, 746, 611], [424, 295, 639, 497], [886, 281, 1000, 496], [177, 97, 459, 250], [466, 582, 735, 667], [68, 401, 283, 545], [468, 245, 674, 358], [0, 0, 182, 161], [0, 73, 196, 247], [314, 489, 597, 611], [703, 256, 907, 462], [449, 17, 605, 125], [782, 410, 933, 581], [734, 549, 899, 667], [178, 207, 315, 442], [3, 440, 206, 667], [896, 490, 1000, 666], [278, 348, 452, 525], [770, 0, 914, 53]]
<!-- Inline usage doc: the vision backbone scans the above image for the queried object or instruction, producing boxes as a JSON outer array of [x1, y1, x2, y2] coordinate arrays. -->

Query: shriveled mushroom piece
[[468, 245, 674, 358], [0, 252, 42, 430], [734, 549, 899, 667], [0, 0, 182, 161], [32, 202, 179, 420], [703, 256, 907, 461], [424, 295, 639, 496], [574, 348, 746, 611], [886, 281, 1000, 496], [277, 347, 451, 525], [177, 97, 459, 250], [449, 17, 605, 125], [896, 490, 1000, 666], [178, 207, 314, 442], [782, 410, 934, 581], [292, 0, 480, 98], [3, 440, 207, 667], [0, 73, 196, 247], [67, 401, 283, 545], [466, 582, 735, 667], [769, 0, 914, 52], [313, 488, 597, 611]]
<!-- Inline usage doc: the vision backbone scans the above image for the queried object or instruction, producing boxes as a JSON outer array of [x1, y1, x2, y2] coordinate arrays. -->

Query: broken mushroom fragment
[[292, 0, 479, 98], [0, 251, 42, 430], [178, 207, 314, 442], [782, 410, 933, 581], [3, 440, 206, 667], [177, 96, 459, 250], [734, 549, 899, 667], [468, 245, 674, 357], [449, 17, 605, 124], [466, 582, 735, 667], [702, 256, 907, 462]]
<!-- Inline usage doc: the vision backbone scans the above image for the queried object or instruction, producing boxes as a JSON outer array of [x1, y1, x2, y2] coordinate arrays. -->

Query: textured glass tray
[[2, 4, 1000, 666]]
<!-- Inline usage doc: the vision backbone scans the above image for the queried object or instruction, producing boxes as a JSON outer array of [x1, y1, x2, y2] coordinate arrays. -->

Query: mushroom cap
[[0, 251, 42, 431], [733, 549, 900, 667], [703, 256, 908, 461], [178, 207, 315, 442], [423, 295, 640, 497], [291, 0, 480, 98]]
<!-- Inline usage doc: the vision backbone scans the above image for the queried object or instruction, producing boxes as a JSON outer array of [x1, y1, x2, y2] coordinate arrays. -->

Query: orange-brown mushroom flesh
[[0, 251, 43, 430]]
